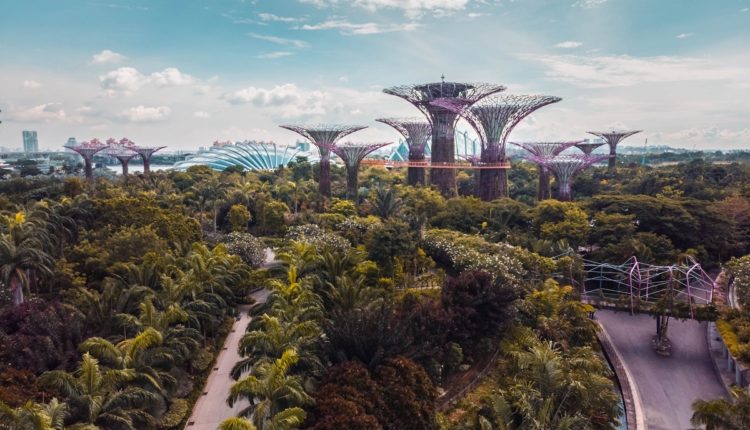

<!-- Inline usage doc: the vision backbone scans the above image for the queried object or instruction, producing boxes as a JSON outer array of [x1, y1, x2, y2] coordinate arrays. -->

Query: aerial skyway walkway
[[360, 159, 511, 169], [582, 256, 717, 319]]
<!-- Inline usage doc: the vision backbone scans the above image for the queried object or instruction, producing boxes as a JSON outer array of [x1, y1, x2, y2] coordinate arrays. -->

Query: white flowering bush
[[285, 224, 351, 254], [335, 216, 382, 245], [422, 229, 526, 289], [224, 232, 266, 268], [728, 254, 750, 308]]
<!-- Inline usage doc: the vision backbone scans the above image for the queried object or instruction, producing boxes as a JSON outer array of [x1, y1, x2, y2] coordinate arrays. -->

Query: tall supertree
[[279, 125, 367, 197], [574, 141, 605, 156], [328, 142, 391, 200], [587, 130, 642, 171], [376, 118, 431, 186], [132, 144, 167, 175], [106, 138, 138, 176], [64, 138, 108, 182], [433, 94, 561, 201], [529, 155, 609, 201], [383, 80, 505, 196], [514, 141, 581, 200]]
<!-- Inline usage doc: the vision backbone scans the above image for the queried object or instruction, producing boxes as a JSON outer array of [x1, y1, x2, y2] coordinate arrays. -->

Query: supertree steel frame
[[529, 154, 609, 201], [328, 142, 391, 200], [376, 118, 431, 186], [574, 142, 605, 156], [132, 144, 167, 175], [279, 124, 367, 197], [383, 80, 505, 196], [582, 256, 713, 318], [587, 130, 642, 171], [513, 141, 581, 200], [64, 138, 109, 182], [105, 138, 138, 175], [433, 94, 561, 200]]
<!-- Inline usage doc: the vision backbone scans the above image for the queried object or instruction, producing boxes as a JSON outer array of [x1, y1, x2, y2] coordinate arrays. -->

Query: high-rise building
[[22, 130, 39, 153]]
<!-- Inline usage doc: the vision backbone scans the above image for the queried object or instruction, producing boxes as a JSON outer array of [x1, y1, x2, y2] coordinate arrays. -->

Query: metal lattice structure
[[529, 154, 609, 201], [583, 256, 714, 319], [279, 124, 367, 197], [376, 118, 431, 185], [64, 138, 109, 181], [574, 142, 605, 156], [513, 141, 581, 200], [587, 130, 642, 171], [383, 80, 505, 196], [329, 142, 391, 200], [432, 94, 561, 200], [132, 145, 167, 175]]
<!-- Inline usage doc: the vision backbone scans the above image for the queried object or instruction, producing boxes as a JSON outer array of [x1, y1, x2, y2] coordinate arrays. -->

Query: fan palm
[[0, 398, 67, 430], [0, 212, 54, 305]]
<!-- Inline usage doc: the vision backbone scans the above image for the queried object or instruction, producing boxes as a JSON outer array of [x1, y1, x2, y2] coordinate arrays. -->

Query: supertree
[[529, 154, 609, 201], [574, 141, 606, 156], [376, 118, 431, 186], [328, 142, 391, 200], [105, 138, 138, 176], [513, 141, 581, 200], [64, 138, 108, 182], [279, 124, 367, 197], [383, 80, 505, 196], [132, 144, 167, 175], [433, 94, 561, 200], [587, 130, 642, 171]]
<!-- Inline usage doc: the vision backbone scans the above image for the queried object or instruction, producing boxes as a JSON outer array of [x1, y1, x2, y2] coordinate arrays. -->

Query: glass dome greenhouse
[[174, 141, 316, 172]]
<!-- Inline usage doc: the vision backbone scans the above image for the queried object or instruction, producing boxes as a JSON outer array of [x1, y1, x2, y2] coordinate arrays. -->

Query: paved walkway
[[597, 310, 727, 430], [185, 288, 270, 430]]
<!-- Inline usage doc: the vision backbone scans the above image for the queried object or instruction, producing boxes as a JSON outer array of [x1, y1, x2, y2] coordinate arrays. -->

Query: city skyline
[[1, 0, 749, 151]]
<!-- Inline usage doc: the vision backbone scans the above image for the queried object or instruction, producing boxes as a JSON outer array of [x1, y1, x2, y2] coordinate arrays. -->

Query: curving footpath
[[184, 288, 270, 430], [596, 310, 727, 430]]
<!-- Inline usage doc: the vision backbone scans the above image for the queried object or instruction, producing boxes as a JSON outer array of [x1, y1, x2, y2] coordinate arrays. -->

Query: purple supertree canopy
[[575, 142, 606, 156], [536, 154, 610, 181], [279, 124, 368, 149], [132, 145, 167, 158], [330, 142, 391, 167], [375, 118, 431, 152], [64, 138, 108, 158], [586, 130, 642, 147], [434, 94, 562, 147], [513, 141, 582, 159]]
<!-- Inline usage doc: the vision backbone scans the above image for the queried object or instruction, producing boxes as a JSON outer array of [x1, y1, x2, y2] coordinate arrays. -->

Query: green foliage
[[224, 232, 266, 268], [228, 204, 252, 232], [532, 200, 590, 249], [158, 398, 189, 429], [330, 199, 357, 217]]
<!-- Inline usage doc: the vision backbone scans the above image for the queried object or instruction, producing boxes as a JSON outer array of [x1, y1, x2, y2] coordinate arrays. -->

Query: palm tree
[[0, 398, 67, 430], [219, 417, 258, 430], [227, 349, 312, 430], [231, 314, 322, 380], [372, 187, 402, 219], [691, 388, 750, 430], [38, 353, 160, 429], [0, 212, 54, 305]]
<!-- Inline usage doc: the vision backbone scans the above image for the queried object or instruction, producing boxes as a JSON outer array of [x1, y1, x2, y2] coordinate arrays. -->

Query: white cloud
[[256, 51, 294, 59], [653, 127, 750, 145], [572, 0, 608, 8], [741, 8, 749, 12], [258, 13, 304, 22], [299, 19, 420, 35], [525, 54, 750, 88], [555, 41, 583, 48], [91, 49, 125, 64], [193, 111, 210, 118], [149, 67, 195, 86], [99, 67, 195, 94], [224, 84, 303, 106], [120, 105, 172, 122], [466, 12, 486, 19], [23, 80, 41, 89], [676, 33, 693, 39], [298, 0, 468, 18], [249, 33, 309, 48], [10, 103, 67, 122]]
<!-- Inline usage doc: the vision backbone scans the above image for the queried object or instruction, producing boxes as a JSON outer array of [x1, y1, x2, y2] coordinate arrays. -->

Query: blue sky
[[1, 0, 749, 151]]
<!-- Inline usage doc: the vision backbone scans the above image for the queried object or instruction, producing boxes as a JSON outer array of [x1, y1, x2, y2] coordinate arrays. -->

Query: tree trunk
[[538, 167, 551, 201], [345, 165, 358, 201], [407, 148, 426, 186], [478, 146, 504, 201], [557, 181, 573, 201], [319, 150, 332, 198], [10, 276, 24, 306], [429, 115, 457, 197], [608, 143, 617, 172]]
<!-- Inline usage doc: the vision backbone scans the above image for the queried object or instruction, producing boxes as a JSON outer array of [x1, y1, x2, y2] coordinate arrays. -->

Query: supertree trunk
[[608, 143, 617, 171], [345, 164, 359, 200], [83, 160, 94, 182], [430, 129, 456, 197], [557, 181, 573, 201], [538, 166, 551, 201], [142, 158, 151, 175], [478, 146, 502, 201], [120, 160, 129, 176], [319, 150, 332, 197], [408, 147, 426, 186]]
